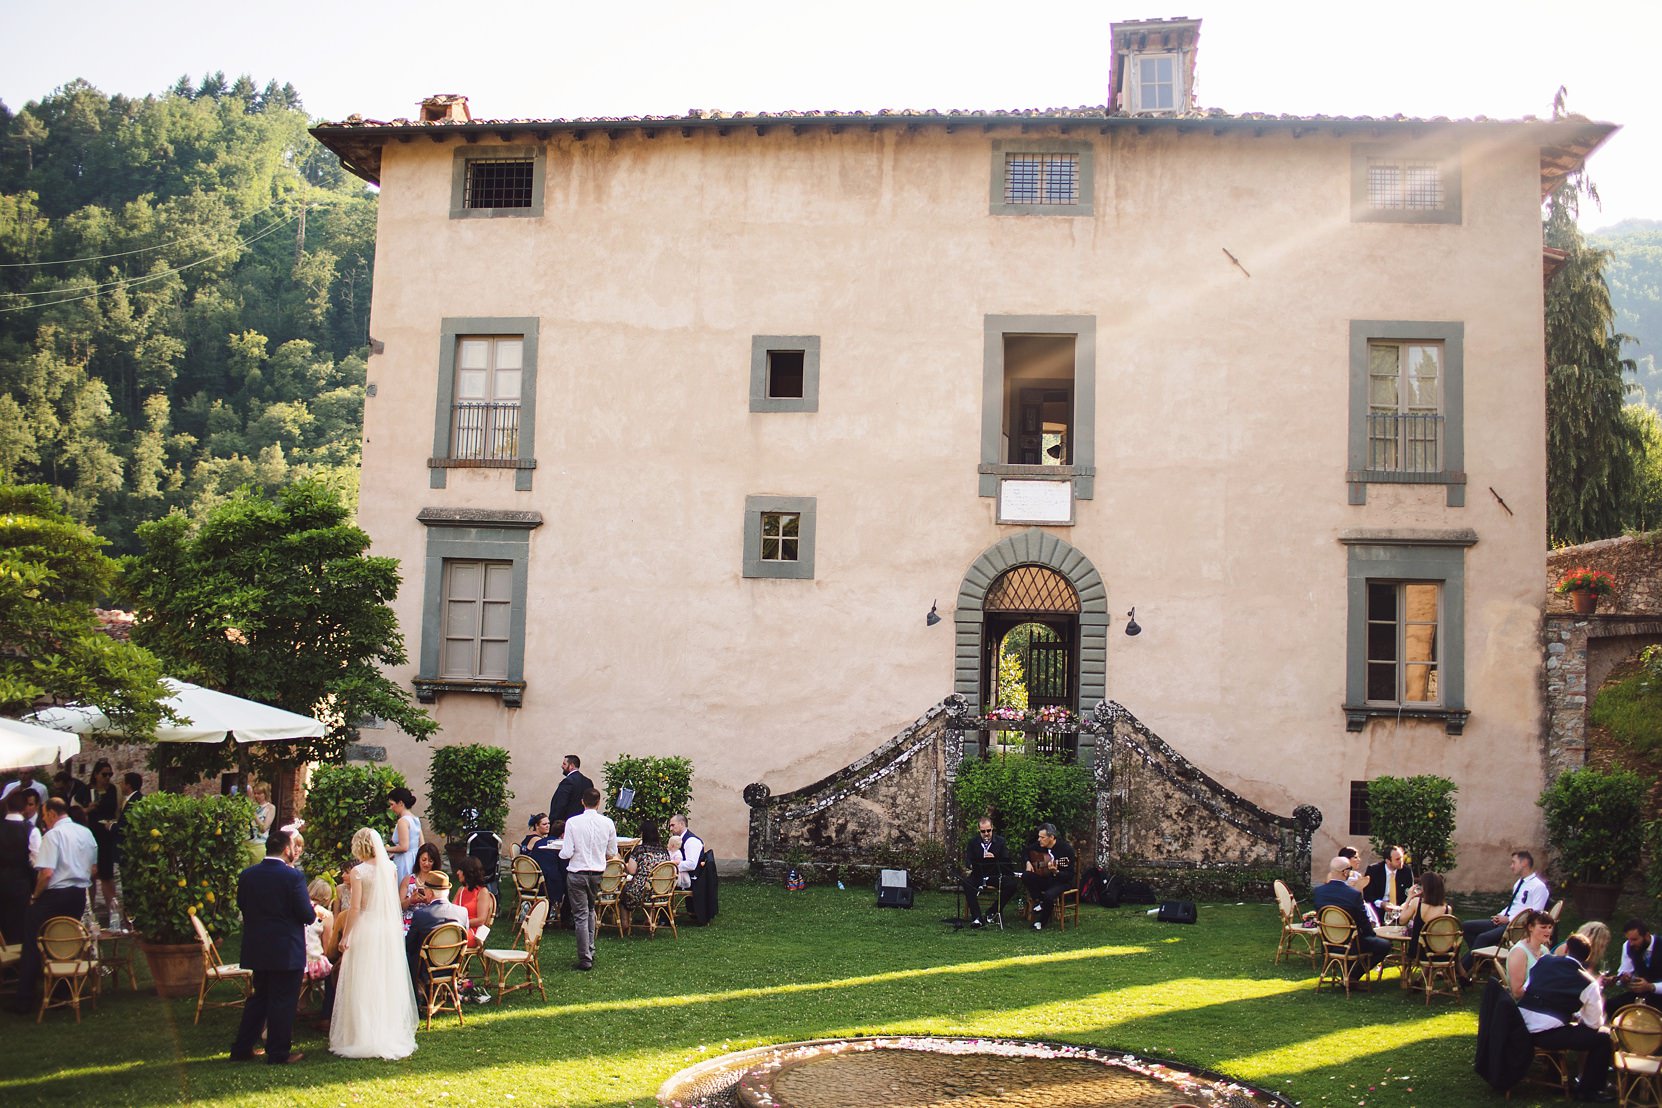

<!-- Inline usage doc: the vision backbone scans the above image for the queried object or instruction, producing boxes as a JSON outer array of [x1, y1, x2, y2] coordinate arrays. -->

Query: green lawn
[[0, 882, 1581, 1106]]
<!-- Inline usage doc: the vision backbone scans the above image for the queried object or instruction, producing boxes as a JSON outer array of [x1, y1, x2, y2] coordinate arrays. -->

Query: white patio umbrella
[[0, 715, 82, 770], [27, 679, 326, 744]]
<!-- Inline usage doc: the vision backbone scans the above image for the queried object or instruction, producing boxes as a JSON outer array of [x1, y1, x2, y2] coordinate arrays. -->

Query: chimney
[[1108, 17, 1201, 116], [418, 94, 472, 123]]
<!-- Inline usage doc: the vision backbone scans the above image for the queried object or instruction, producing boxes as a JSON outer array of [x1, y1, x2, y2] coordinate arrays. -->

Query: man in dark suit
[[547, 754, 592, 825], [1362, 845, 1415, 918], [231, 829, 313, 1065], [1313, 855, 1391, 982], [962, 818, 1019, 927]]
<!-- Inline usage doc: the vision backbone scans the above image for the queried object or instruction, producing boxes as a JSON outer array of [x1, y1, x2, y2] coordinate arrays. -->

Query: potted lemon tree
[[1539, 766, 1648, 922]]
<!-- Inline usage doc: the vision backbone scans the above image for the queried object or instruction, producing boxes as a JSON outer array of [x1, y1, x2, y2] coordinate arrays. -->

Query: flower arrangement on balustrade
[[1556, 567, 1616, 596], [980, 705, 1079, 730]]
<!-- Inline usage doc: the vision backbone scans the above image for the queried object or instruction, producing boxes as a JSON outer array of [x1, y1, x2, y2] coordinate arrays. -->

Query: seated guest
[[1610, 919, 1662, 1013], [454, 856, 496, 947], [622, 821, 671, 912], [1462, 850, 1550, 972], [404, 870, 468, 1003], [1398, 871, 1453, 959], [528, 819, 569, 922], [668, 814, 704, 887], [962, 818, 1019, 928], [667, 835, 689, 888], [1506, 909, 1556, 1000], [513, 813, 550, 858], [400, 842, 445, 929], [1362, 846, 1415, 918], [1517, 933, 1614, 1102], [1312, 855, 1390, 981], [1021, 823, 1076, 932], [1557, 921, 1612, 973], [1337, 846, 1366, 889]]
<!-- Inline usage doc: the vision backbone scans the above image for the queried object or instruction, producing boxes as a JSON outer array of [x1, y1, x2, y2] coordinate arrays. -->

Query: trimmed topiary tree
[[1366, 775, 1459, 876], [601, 755, 693, 838], [302, 763, 406, 875], [122, 792, 253, 945], [426, 744, 513, 843], [1540, 766, 1648, 886]]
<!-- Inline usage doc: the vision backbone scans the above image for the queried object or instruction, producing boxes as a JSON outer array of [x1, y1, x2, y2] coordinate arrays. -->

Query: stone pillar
[[1542, 614, 1590, 781]]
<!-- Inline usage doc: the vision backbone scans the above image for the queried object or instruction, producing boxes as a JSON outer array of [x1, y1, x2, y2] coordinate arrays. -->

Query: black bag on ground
[[1156, 900, 1198, 924], [1117, 877, 1157, 904]]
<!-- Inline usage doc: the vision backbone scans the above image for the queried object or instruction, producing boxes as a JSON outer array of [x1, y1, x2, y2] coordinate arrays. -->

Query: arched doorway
[[983, 565, 1080, 713]]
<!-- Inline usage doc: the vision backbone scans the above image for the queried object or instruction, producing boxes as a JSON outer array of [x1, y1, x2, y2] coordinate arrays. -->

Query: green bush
[[426, 744, 513, 843], [1591, 648, 1662, 755], [302, 762, 406, 874], [122, 792, 253, 944], [953, 754, 1093, 846], [1366, 775, 1459, 876], [1539, 766, 1648, 885], [601, 755, 693, 838]]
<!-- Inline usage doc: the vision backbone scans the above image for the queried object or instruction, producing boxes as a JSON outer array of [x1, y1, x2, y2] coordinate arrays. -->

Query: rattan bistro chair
[[190, 912, 252, 1024], [36, 916, 96, 1023], [595, 857, 629, 938], [481, 899, 548, 1004], [509, 854, 547, 925], [1470, 914, 1529, 983], [0, 926, 22, 994], [1315, 906, 1369, 996], [639, 861, 679, 939], [1612, 1002, 1662, 1108], [1408, 915, 1464, 1004], [419, 922, 470, 1029], [1274, 880, 1320, 968]]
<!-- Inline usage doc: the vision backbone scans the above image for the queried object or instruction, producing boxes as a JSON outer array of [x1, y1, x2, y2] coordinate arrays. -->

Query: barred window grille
[[1005, 153, 1080, 206], [464, 159, 535, 209], [1349, 781, 1371, 837], [1367, 159, 1444, 211]]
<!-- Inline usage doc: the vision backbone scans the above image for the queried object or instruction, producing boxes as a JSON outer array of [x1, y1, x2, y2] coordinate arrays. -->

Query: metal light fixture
[[926, 601, 942, 627], [1124, 607, 1141, 636]]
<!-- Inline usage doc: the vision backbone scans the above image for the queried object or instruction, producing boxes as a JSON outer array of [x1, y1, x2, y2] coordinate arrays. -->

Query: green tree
[[0, 483, 166, 726], [1545, 93, 1638, 544], [122, 479, 436, 779]]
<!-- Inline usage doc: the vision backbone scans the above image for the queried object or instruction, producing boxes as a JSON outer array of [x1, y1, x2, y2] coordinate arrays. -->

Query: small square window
[[989, 141, 1093, 217], [766, 351, 805, 399], [743, 495, 816, 580], [1004, 153, 1079, 206], [1349, 781, 1371, 837], [749, 336, 820, 412], [464, 160, 534, 209], [1350, 144, 1460, 224]]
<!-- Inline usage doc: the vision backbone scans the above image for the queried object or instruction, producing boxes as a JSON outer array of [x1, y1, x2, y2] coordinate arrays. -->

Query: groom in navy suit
[[230, 829, 314, 1065]]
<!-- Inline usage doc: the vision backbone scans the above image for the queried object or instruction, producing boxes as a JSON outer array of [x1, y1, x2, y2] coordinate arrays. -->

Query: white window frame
[[1132, 53, 1180, 113]]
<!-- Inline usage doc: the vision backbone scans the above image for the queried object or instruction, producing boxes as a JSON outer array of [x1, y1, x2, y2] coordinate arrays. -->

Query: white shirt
[[1, 780, 48, 807], [37, 818, 98, 890], [676, 831, 704, 876], [559, 809, 618, 873], [6, 812, 42, 866], [1519, 962, 1605, 1034], [1503, 872, 1550, 920], [1619, 934, 1656, 978]]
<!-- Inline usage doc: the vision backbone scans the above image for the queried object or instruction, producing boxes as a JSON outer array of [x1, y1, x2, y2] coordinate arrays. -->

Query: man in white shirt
[[1517, 933, 1614, 1101], [10, 797, 98, 1013], [668, 814, 703, 887], [559, 788, 617, 972], [1462, 850, 1550, 972], [0, 770, 49, 809]]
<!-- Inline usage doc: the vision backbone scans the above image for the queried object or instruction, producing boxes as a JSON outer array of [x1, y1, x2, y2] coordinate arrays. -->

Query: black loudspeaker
[[1156, 900, 1198, 924], [875, 868, 914, 908]]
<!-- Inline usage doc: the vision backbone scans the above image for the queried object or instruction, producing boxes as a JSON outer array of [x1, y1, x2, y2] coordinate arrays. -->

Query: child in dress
[[668, 835, 691, 890], [304, 877, 336, 981]]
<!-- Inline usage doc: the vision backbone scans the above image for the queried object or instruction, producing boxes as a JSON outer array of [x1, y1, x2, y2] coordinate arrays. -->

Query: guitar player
[[1022, 823, 1077, 931]]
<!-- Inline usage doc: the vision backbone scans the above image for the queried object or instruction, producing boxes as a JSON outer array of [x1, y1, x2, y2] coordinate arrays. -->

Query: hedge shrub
[[426, 744, 513, 842], [600, 755, 693, 838], [122, 792, 253, 944], [953, 754, 1093, 846], [302, 762, 407, 875]]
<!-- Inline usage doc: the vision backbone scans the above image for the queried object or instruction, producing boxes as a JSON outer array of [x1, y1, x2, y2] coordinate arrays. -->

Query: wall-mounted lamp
[[926, 601, 942, 627], [1124, 607, 1141, 636], [368, 337, 386, 355]]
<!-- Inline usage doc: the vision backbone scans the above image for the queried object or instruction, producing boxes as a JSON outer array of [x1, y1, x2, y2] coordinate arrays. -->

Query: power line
[[0, 211, 302, 314], [0, 194, 306, 269]]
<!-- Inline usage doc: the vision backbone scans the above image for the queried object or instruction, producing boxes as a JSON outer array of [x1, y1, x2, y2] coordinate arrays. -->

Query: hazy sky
[[3, 0, 1655, 231]]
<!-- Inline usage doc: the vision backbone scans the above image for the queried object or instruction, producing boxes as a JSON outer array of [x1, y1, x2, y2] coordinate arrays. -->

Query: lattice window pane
[[983, 565, 1080, 612]]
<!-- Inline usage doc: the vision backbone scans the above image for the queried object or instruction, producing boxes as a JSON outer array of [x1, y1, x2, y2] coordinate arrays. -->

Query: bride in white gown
[[330, 827, 418, 1060]]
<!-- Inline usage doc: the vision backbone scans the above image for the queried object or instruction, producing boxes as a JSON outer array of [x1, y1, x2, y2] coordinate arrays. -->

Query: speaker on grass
[[875, 867, 914, 908], [1156, 900, 1198, 924]]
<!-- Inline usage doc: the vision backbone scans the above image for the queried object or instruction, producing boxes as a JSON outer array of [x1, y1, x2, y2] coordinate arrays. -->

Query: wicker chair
[[1470, 914, 1529, 983], [481, 899, 548, 1004], [190, 912, 252, 1024], [1315, 906, 1368, 996], [509, 854, 547, 927], [36, 916, 96, 1023], [639, 861, 679, 939], [595, 857, 629, 938], [0, 926, 22, 995], [1611, 1002, 1662, 1108], [1274, 880, 1320, 967], [1407, 915, 1463, 1004], [419, 922, 469, 1029]]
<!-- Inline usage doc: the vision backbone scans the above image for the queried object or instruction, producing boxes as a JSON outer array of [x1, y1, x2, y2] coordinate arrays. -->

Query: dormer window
[[1109, 17, 1200, 116], [1133, 54, 1179, 112]]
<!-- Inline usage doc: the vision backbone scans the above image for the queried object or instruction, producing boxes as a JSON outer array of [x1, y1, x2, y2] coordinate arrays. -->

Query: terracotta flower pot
[[140, 940, 204, 998], [1569, 589, 1598, 616], [1569, 881, 1622, 923]]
